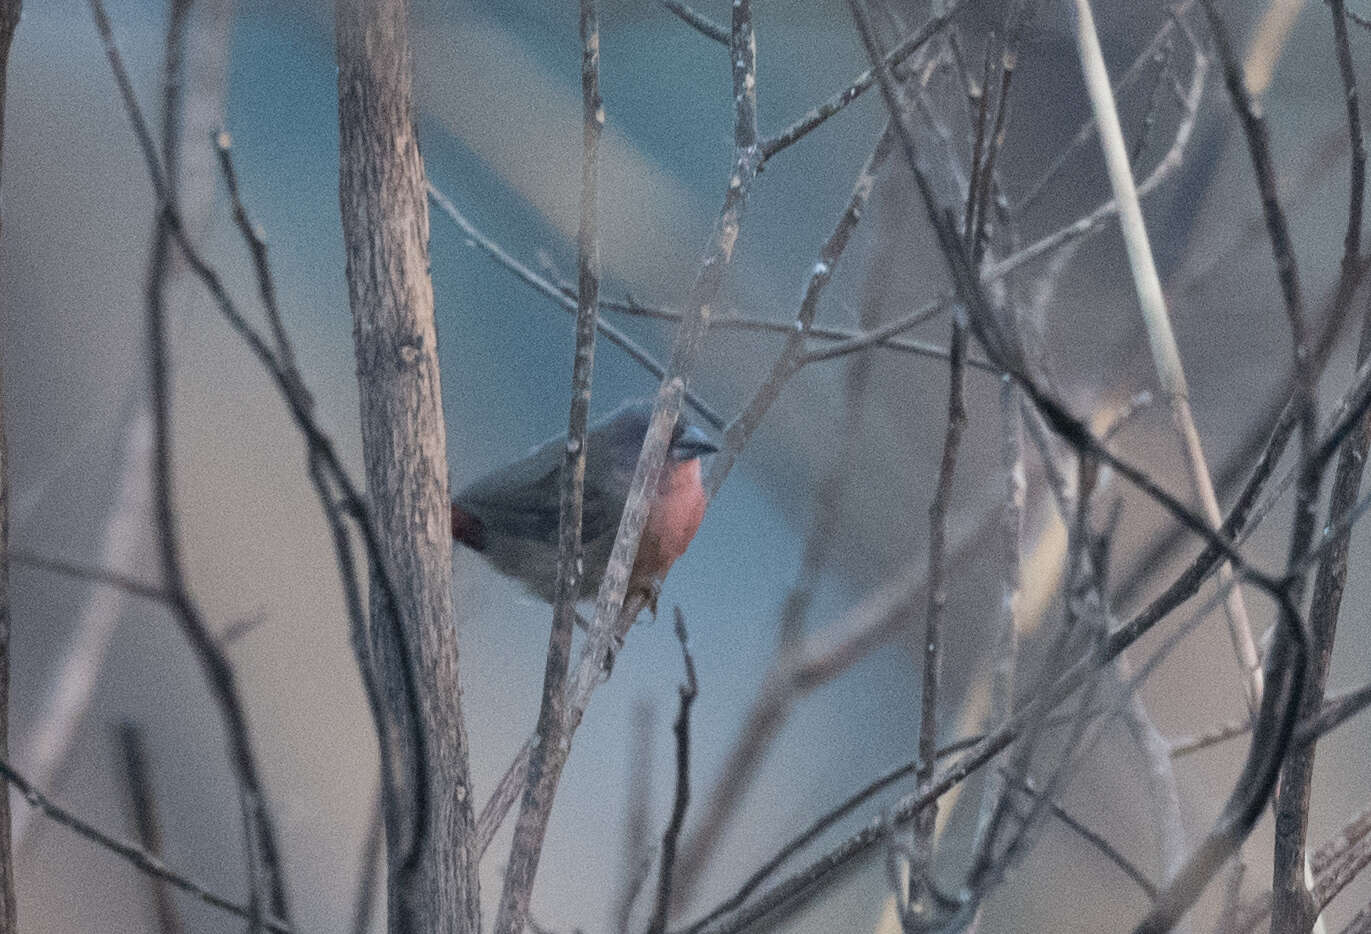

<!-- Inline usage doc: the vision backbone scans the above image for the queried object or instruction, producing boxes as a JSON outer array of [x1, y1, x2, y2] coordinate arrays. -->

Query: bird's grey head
[[593, 400, 719, 469]]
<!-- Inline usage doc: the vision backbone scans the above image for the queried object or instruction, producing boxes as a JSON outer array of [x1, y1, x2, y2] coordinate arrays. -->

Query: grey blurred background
[[3, 0, 1370, 931]]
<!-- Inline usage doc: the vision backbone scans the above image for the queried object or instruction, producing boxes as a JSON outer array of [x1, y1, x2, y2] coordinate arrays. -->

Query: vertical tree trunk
[[0, 2, 23, 931], [335, 2, 481, 932]]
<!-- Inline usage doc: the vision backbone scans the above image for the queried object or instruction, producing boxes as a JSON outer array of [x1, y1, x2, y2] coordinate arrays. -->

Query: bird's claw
[[639, 579, 661, 619]]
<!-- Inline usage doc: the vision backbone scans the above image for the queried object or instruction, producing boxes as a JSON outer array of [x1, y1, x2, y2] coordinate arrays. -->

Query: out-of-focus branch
[[12, 410, 152, 847], [1070, 0, 1263, 711], [0, 754, 289, 933], [115, 724, 184, 934], [128, 0, 287, 925], [0, 5, 22, 927], [1007, 775, 1158, 900], [982, 27, 1208, 288], [1016, 1, 1195, 212]]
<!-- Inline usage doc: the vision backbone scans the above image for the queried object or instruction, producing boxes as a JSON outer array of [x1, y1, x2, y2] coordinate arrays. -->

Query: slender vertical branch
[[1070, 0, 1263, 712], [971, 378, 1023, 880], [116, 724, 185, 934], [647, 609, 698, 933], [0, 1, 21, 922], [496, 386, 679, 934], [704, 122, 893, 498], [126, 0, 290, 927], [0, 756, 290, 932], [498, 4, 602, 928], [497, 3, 760, 926], [1268, 8, 1368, 932], [335, 0, 478, 930], [907, 320, 967, 917]]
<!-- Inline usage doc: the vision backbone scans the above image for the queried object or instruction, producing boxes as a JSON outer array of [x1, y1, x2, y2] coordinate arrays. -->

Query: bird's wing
[[457, 435, 622, 545]]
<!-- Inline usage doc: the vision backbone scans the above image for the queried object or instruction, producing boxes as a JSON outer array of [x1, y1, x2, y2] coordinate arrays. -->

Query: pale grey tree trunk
[[335, 1, 481, 931]]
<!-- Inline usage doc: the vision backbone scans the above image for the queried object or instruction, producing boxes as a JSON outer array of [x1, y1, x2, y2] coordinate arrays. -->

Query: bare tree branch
[[906, 317, 967, 918], [0, 754, 290, 933], [1071, 0, 1263, 712], [122, 0, 290, 924], [660, 0, 727, 45], [1007, 774, 1158, 900], [499, 3, 605, 927], [647, 609, 698, 934], [11, 409, 152, 847], [335, 0, 477, 929], [1268, 0, 1368, 913], [0, 5, 23, 925], [425, 183, 726, 429], [115, 724, 185, 934], [760, 0, 967, 161]]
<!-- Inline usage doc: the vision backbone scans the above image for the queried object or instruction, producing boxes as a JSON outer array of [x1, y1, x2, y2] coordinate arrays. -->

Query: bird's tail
[[450, 502, 487, 551]]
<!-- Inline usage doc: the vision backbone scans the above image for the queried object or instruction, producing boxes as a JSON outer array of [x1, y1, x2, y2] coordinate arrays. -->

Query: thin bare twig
[[907, 318, 967, 916], [603, 291, 983, 371], [0, 754, 290, 933], [1007, 775, 1157, 900], [0, 1, 19, 918], [660, 0, 727, 45], [1170, 680, 1371, 758], [647, 609, 698, 933], [10, 549, 166, 603], [132, 0, 284, 923], [115, 724, 185, 934], [1071, 0, 1263, 712], [1016, 1, 1196, 212], [12, 409, 152, 847], [424, 183, 725, 430], [704, 121, 896, 499], [760, 0, 968, 160], [498, 5, 604, 926]]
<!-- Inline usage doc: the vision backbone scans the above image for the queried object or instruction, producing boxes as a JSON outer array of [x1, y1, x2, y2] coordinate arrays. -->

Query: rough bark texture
[[335, 1, 481, 932], [0, 1, 22, 931]]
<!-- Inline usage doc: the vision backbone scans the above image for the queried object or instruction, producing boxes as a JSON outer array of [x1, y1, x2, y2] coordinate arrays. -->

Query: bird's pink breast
[[633, 457, 708, 586]]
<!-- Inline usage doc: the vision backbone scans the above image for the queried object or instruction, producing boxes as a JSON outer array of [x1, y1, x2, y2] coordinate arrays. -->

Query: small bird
[[451, 400, 718, 605]]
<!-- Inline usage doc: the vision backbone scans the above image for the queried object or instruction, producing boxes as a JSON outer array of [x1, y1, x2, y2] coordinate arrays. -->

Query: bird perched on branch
[[451, 400, 718, 606]]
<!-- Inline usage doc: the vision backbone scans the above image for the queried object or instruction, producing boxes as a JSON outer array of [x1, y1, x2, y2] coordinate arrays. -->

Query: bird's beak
[[670, 424, 720, 459]]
